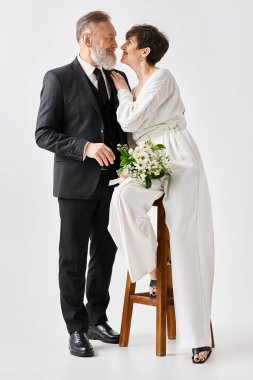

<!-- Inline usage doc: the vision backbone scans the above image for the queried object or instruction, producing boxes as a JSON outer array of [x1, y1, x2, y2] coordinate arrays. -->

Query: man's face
[[90, 21, 118, 69]]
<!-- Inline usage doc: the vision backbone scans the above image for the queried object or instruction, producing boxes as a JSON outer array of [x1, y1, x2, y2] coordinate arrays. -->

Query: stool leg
[[119, 272, 136, 347], [167, 259, 176, 340], [156, 201, 168, 356], [167, 305, 176, 340], [210, 320, 215, 348]]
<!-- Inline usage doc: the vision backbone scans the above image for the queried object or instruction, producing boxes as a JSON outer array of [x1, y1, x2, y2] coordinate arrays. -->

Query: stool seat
[[119, 196, 215, 356]]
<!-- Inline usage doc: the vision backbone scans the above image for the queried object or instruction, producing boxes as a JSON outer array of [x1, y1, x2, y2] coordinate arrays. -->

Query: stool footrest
[[130, 292, 174, 306]]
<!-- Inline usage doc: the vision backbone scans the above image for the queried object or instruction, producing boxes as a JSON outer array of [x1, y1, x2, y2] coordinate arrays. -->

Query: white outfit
[[108, 68, 215, 349]]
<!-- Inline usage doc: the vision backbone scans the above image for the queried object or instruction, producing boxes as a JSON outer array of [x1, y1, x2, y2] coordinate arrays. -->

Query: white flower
[[117, 139, 172, 188]]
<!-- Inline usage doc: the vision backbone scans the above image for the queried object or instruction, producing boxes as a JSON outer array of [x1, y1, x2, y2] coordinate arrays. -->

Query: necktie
[[93, 68, 109, 105]]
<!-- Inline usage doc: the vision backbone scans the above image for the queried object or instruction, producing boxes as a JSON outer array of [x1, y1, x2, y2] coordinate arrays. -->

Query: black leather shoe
[[69, 331, 95, 357], [87, 322, 120, 344]]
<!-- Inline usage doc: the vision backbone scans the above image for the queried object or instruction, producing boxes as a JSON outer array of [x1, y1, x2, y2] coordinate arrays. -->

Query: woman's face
[[121, 35, 145, 66]]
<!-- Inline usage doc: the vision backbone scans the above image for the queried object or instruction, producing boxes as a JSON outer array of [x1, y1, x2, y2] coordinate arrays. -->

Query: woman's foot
[[192, 346, 212, 363], [149, 269, 157, 299], [149, 279, 157, 299]]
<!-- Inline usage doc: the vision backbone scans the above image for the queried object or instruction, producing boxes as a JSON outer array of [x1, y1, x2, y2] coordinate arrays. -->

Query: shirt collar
[[77, 55, 104, 77]]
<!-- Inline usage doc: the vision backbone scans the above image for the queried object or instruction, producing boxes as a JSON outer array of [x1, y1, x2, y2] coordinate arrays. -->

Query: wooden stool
[[119, 197, 215, 356]]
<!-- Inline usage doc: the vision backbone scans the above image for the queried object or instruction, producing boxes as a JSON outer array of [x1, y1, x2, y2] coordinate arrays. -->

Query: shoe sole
[[69, 347, 95, 357], [87, 332, 119, 344]]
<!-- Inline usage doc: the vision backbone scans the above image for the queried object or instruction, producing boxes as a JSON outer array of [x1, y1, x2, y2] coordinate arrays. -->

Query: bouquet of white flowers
[[116, 139, 172, 189]]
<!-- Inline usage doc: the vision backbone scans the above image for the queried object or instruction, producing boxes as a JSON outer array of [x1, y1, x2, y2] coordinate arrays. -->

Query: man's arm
[[35, 71, 88, 161]]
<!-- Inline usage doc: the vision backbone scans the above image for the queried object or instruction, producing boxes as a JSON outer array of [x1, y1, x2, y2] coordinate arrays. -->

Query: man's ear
[[82, 32, 92, 47]]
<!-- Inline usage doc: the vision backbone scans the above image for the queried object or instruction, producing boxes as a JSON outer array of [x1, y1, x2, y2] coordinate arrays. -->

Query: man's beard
[[91, 41, 116, 69]]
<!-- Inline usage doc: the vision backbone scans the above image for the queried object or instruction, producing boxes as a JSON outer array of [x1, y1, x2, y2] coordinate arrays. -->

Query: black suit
[[35, 58, 128, 333]]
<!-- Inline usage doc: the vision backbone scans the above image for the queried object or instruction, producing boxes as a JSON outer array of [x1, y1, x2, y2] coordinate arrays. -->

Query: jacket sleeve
[[121, 71, 131, 91], [35, 71, 88, 161], [116, 71, 174, 133]]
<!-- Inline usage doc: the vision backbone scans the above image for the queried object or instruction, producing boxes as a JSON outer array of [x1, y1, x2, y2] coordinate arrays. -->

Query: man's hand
[[110, 71, 130, 91], [85, 143, 115, 166]]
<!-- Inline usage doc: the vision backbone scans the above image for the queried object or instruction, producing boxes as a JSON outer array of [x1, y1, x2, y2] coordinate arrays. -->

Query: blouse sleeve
[[116, 70, 174, 132]]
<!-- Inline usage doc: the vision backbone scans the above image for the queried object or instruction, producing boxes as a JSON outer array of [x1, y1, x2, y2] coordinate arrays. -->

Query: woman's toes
[[199, 351, 207, 361], [149, 287, 157, 296], [194, 354, 200, 362]]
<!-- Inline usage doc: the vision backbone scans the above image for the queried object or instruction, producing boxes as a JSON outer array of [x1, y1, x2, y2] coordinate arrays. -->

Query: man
[[35, 11, 128, 357]]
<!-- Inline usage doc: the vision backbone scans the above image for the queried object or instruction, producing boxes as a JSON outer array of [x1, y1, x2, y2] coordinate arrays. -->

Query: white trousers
[[108, 125, 215, 349]]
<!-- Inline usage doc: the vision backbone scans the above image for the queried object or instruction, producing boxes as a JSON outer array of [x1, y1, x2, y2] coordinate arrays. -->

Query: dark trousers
[[58, 171, 117, 333]]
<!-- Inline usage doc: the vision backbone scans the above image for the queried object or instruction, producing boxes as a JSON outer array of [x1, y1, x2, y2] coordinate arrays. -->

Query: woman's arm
[[111, 70, 175, 133]]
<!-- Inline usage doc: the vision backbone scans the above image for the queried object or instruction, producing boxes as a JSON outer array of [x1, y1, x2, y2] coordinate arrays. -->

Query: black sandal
[[192, 346, 212, 364], [149, 279, 157, 299]]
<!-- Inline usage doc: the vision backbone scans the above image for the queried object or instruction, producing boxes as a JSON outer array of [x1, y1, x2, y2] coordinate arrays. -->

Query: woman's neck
[[132, 63, 158, 84]]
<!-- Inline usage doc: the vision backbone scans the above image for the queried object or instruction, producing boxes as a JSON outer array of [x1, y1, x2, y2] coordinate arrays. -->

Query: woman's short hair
[[126, 24, 169, 66], [76, 11, 111, 42]]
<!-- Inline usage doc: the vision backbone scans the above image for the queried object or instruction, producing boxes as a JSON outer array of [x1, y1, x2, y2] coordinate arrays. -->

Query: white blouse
[[117, 68, 186, 143]]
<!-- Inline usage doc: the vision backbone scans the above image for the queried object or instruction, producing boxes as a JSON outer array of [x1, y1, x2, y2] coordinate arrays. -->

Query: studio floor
[[1, 323, 252, 380]]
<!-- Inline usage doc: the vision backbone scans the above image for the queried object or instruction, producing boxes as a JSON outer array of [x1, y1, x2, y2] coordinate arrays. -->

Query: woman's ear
[[142, 47, 151, 58]]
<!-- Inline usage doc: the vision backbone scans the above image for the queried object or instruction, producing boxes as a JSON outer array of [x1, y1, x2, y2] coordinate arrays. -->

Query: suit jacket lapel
[[104, 69, 119, 107]]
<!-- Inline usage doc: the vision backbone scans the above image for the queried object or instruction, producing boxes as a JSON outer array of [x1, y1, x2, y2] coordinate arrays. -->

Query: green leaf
[[119, 148, 130, 158], [120, 157, 128, 166], [117, 168, 124, 176], [156, 144, 165, 150], [145, 178, 152, 189]]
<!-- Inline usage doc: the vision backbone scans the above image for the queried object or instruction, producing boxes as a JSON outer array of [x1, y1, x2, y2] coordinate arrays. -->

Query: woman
[[108, 24, 215, 364]]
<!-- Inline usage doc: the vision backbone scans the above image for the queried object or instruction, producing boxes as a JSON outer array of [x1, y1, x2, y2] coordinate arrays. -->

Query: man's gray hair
[[76, 11, 111, 42]]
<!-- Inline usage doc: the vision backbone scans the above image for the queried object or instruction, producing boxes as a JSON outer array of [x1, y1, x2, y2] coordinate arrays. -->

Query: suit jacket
[[35, 58, 128, 199]]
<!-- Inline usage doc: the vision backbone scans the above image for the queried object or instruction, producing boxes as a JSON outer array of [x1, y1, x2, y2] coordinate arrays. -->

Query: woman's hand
[[111, 71, 130, 91], [120, 172, 129, 179]]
